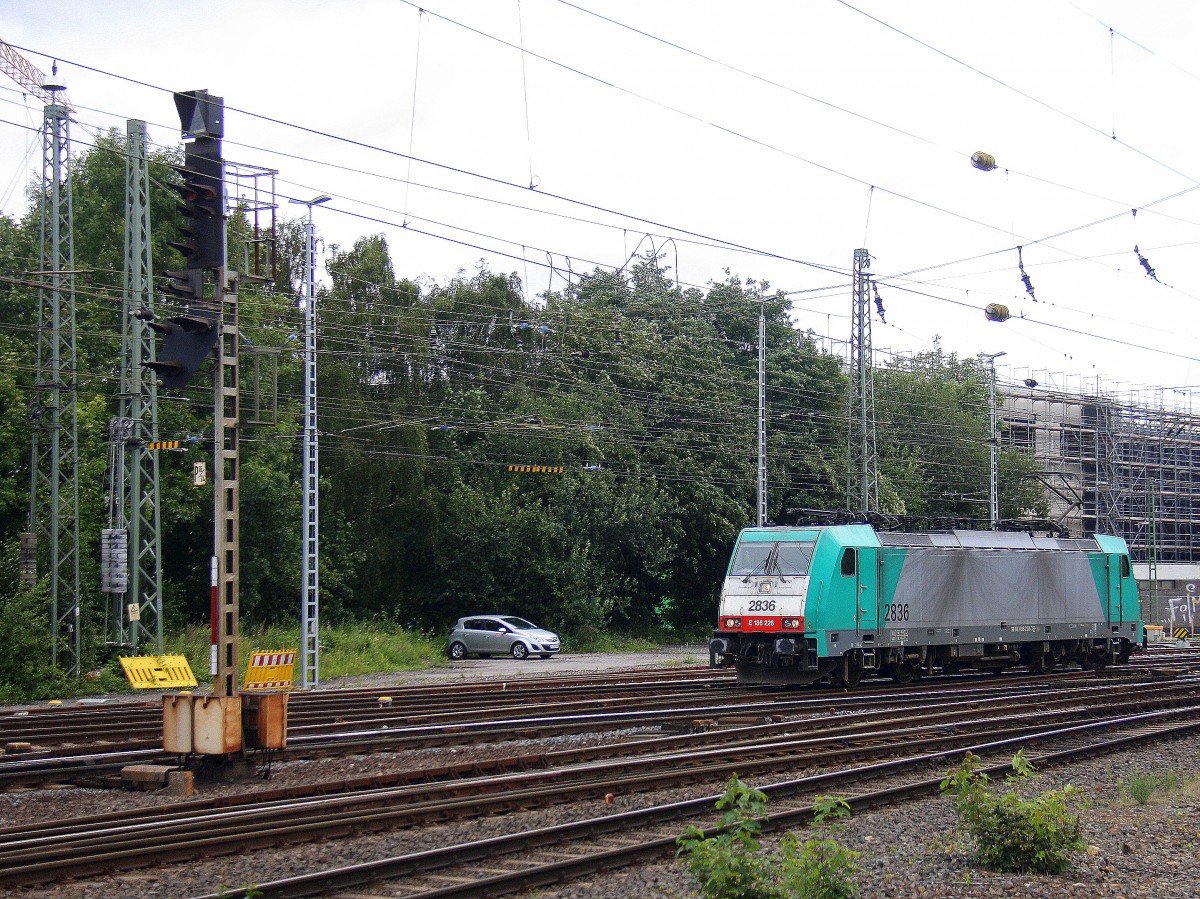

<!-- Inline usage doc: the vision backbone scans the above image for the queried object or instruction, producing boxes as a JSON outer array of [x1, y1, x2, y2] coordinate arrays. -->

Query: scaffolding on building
[[1000, 373, 1200, 627]]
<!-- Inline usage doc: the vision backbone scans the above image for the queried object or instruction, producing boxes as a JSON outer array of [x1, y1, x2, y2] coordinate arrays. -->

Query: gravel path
[[1, 650, 1197, 898]]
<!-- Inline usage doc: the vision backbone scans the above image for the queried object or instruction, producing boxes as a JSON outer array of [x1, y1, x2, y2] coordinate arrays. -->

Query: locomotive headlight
[[782, 617, 802, 629], [723, 617, 742, 629]]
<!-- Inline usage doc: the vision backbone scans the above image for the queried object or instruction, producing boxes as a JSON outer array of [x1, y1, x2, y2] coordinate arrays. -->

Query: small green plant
[[677, 777, 777, 899], [1125, 772, 1155, 804], [1125, 770, 1181, 804], [676, 776, 860, 899], [812, 795, 852, 825], [214, 885, 262, 899], [780, 836, 861, 899], [940, 750, 1084, 875]]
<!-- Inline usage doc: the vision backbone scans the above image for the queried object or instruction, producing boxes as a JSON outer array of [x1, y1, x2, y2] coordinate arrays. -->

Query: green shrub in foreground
[[676, 776, 860, 899], [940, 750, 1084, 875]]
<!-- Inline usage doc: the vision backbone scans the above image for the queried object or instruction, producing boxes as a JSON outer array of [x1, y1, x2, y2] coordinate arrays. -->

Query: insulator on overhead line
[[984, 303, 1010, 322], [970, 151, 997, 171]]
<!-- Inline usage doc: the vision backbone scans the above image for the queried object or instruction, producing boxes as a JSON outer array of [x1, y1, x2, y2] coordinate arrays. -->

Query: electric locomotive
[[708, 524, 1142, 686]]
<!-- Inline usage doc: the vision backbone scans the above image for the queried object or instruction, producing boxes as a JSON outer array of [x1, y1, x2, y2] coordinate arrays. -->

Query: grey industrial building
[[1000, 381, 1200, 634]]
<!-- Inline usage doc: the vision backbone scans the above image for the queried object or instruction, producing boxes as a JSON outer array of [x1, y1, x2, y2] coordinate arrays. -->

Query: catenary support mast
[[847, 248, 879, 516], [120, 119, 163, 652], [29, 73, 80, 676], [294, 195, 329, 688]]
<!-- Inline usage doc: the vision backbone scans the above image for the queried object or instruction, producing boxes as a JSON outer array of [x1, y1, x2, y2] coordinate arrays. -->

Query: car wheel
[[511, 642, 529, 660], [449, 641, 467, 661]]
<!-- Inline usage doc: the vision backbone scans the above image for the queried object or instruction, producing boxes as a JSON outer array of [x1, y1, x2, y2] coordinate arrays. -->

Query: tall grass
[[165, 620, 444, 684]]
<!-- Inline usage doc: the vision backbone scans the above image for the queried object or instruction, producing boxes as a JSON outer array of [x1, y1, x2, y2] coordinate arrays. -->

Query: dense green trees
[[0, 135, 1051, 673]]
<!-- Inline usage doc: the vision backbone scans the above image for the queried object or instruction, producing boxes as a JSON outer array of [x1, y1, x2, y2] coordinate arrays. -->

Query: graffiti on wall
[[1165, 581, 1199, 635]]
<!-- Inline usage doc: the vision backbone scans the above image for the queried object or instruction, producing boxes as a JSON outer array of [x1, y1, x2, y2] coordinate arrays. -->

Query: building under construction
[[1000, 379, 1200, 632]]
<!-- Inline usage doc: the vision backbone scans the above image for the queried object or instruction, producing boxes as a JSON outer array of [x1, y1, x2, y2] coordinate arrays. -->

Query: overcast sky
[[2, 0, 1199, 400]]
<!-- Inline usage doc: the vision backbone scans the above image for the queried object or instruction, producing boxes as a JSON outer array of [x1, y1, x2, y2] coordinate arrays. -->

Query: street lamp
[[289, 194, 330, 688], [979, 352, 1006, 530]]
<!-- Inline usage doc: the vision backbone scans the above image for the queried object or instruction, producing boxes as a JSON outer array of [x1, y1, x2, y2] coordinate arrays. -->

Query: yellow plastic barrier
[[243, 650, 297, 690], [119, 655, 199, 689]]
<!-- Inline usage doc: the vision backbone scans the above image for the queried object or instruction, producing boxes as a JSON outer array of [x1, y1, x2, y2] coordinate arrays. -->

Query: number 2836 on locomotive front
[[709, 524, 1142, 687]]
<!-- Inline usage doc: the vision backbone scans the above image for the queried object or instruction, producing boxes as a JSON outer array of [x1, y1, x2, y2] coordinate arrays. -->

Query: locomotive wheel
[[1025, 652, 1048, 674], [889, 661, 920, 685], [841, 651, 864, 688], [1080, 649, 1108, 671], [830, 652, 865, 689]]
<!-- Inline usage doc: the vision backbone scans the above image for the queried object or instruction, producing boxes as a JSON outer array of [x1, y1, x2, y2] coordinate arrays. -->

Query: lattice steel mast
[[293, 195, 329, 688], [756, 298, 767, 527], [846, 248, 879, 516], [119, 119, 163, 652], [28, 66, 81, 675]]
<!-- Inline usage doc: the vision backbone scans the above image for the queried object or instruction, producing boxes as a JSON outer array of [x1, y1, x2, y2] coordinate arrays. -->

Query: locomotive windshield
[[729, 540, 815, 577]]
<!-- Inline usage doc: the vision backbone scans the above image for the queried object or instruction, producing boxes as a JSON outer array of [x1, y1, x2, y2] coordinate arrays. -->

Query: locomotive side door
[[855, 547, 880, 636], [1106, 553, 1127, 627]]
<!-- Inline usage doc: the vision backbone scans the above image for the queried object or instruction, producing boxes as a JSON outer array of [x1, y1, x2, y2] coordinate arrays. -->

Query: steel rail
[[2, 674, 1195, 789], [192, 711, 1200, 898], [1, 694, 1198, 888]]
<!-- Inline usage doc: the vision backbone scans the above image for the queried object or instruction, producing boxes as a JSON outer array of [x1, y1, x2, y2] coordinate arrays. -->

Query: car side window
[[482, 618, 504, 632], [464, 619, 484, 630]]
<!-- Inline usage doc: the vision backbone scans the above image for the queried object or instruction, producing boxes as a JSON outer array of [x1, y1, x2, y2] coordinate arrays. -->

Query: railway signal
[[168, 137, 224, 268], [141, 312, 219, 389], [144, 90, 225, 390]]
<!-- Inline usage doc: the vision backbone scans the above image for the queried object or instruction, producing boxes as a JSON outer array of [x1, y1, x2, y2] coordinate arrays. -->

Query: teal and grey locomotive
[[708, 525, 1142, 686]]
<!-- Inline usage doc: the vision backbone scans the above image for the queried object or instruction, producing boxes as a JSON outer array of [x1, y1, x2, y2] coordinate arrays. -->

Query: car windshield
[[499, 616, 536, 630], [729, 540, 815, 577]]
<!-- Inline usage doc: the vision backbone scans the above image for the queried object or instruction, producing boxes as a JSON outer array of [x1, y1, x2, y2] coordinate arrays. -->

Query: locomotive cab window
[[730, 540, 815, 577], [840, 548, 857, 577], [1121, 555, 1131, 578]]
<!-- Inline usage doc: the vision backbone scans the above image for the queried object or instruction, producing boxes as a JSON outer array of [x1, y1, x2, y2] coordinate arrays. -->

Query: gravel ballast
[[0, 650, 1197, 898]]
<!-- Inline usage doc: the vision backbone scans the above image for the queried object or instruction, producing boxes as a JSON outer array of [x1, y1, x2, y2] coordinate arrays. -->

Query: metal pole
[[30, 92, 80, 676], [213, 264, 240, 698], [980, 351, 1006, 530], [121, 119, 162, 654], [292, 195, 329, 688], [847, 249, 878, 516], [756, 299, 767, 527]]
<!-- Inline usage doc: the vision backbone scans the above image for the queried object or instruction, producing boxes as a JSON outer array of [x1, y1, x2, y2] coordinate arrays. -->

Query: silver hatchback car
[[448, 616, 561, 660]]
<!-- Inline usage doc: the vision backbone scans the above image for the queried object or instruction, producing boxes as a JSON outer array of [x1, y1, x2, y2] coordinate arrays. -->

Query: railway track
[[1, 658, 1195, 789], [0, 666, 737, 749], [3, 647, 1193, 754], [195, 713, 1200, 899], [1, 674, 1198, 891]]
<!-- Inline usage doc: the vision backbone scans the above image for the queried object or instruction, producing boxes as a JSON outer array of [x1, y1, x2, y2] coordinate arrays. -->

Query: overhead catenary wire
[[2, 10, 1200, 391]]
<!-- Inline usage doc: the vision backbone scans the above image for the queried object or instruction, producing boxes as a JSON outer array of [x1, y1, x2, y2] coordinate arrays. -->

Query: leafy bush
[[940, 750, 1084, 874], [0, 586, 69, 702], [781, 837, 862, 899], [677, 776, 860, 899]]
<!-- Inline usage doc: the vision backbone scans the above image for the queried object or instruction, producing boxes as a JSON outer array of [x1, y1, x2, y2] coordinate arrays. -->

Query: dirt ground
[[316, 643, 713, 690]]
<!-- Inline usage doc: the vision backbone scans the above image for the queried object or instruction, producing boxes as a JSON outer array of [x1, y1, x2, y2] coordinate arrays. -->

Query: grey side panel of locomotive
[[890, 547, 1104, 629]]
